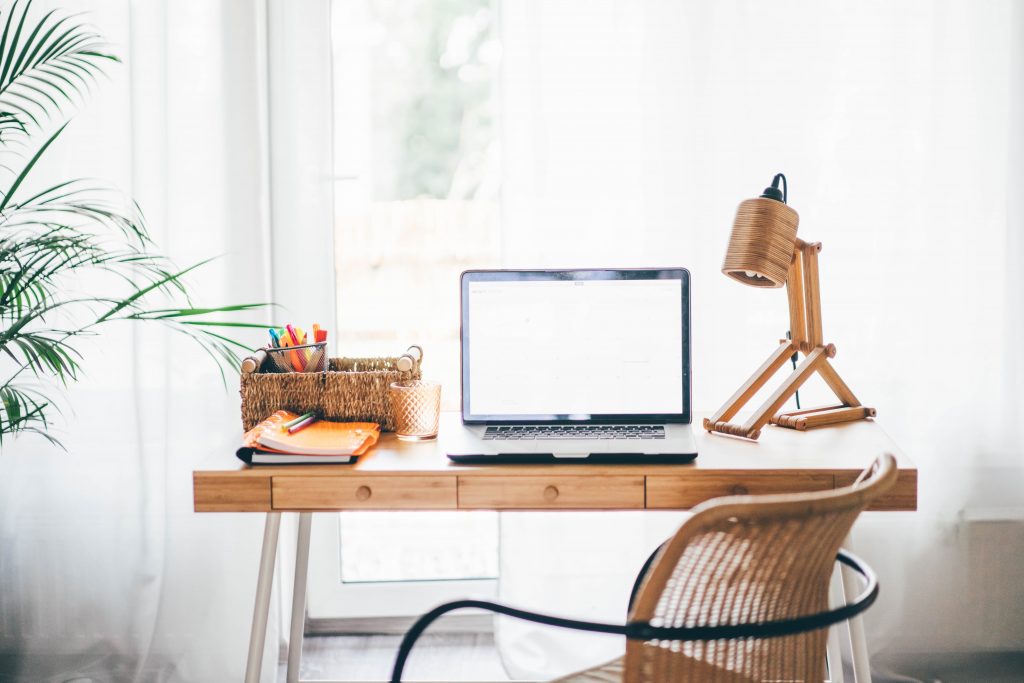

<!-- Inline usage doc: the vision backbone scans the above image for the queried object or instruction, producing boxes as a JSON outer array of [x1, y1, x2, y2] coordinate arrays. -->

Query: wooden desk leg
[[827, 565, 847, 683], [287, 513, 313, 683], [842, 533, 873, 683], [246, 512, 282, 683]]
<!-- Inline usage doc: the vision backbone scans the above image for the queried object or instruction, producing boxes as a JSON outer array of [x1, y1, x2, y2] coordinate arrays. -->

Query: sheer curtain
[[497, 0, 1024, 678], [0, 1, 280, 680], [2, 2, 1021, 681]]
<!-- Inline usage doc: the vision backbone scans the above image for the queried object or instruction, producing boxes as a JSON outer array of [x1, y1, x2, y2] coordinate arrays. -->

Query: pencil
[[287, 414, 317, 434]]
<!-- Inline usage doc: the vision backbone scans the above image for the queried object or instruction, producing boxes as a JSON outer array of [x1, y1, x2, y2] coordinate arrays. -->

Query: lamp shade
[[722, 198, 800, 288]]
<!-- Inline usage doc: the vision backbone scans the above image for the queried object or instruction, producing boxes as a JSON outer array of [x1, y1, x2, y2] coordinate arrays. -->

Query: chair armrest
[[628, 540, 668, 614], [626, 548, 879, 640], [391, 549, 879, 682], [390, 599, 628, 682]]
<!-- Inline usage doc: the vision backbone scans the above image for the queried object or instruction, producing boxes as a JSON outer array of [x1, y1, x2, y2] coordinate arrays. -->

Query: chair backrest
[[624, 453, 898, 683]]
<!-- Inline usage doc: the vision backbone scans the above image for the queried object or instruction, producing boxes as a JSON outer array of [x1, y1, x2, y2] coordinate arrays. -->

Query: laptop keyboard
[[483, 425, 666, 440]]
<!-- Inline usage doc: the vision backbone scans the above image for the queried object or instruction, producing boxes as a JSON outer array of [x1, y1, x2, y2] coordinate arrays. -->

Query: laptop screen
[[461, 269, 690, 423]]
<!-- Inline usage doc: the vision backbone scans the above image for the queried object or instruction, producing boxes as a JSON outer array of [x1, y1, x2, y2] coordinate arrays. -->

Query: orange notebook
[[238, 411, 380, 464]]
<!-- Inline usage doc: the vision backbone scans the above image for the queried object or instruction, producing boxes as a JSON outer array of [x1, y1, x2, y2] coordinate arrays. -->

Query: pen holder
[[263, 342, 327, 373], [240, 345, 424, 432]]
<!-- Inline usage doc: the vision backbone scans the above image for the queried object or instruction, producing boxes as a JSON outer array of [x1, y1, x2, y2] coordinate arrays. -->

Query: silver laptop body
[[447, 268, 697, 464]]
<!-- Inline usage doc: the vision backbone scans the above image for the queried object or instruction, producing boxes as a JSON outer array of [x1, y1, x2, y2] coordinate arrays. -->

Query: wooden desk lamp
[[704, 174, 875, 440]]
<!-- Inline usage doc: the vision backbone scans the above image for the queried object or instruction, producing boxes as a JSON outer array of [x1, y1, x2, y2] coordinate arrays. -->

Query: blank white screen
[[467, 278, 684, 416]]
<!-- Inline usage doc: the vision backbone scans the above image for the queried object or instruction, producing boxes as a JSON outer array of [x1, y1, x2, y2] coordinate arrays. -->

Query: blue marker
[[268, 328, 281, 348]]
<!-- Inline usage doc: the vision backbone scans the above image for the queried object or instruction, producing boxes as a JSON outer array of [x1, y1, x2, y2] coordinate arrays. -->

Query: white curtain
[[0, 1, 280, 680], [2, 1, 1022, 681], [497, 0, 1024, 678]]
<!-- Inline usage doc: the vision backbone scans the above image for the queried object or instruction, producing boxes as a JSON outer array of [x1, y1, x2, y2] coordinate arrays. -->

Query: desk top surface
[[193, 414, 916, 512], [198, 412, 912, 477]]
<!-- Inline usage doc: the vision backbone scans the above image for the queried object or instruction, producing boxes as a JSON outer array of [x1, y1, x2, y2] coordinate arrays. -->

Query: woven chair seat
[[551, 652, 761, 683], [552, 656, 623, 683]]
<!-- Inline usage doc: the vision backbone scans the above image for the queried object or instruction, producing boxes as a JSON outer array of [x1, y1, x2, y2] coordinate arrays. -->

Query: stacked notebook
[[237, 411, 380, 465]]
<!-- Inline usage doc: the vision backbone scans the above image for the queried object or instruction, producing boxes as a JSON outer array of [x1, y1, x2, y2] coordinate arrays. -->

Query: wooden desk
[[193, 414, 916, 683], [194, 413, 916, 514]]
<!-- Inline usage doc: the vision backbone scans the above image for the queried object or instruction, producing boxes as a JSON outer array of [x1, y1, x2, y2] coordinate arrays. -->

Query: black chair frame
[[390, 549, 877, 683]]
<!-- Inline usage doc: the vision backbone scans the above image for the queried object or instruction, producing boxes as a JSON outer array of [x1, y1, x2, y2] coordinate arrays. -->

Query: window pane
[[339, 512, 499, 583], [333, 0, 501, 405], [332, 0, 501, 586]]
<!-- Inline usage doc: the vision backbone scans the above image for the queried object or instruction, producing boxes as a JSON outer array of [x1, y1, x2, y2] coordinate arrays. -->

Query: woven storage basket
[[240, 354, 422, 432]]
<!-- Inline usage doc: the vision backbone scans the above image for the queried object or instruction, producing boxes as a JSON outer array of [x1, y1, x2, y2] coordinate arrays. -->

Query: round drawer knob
[[355, 485, 372, 501], [731, 485, 749, 496], [543, 485, 560, 502]]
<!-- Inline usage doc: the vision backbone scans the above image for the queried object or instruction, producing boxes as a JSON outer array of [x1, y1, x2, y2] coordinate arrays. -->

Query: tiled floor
[[0, 645, 1018, 682], [277, 633, 510, 682], [874, 651, 1024, 683], [279, 639, 1024, 683]]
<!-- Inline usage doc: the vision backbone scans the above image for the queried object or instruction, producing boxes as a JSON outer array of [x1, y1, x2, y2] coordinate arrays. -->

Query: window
[[332, 0, 501, 403], [308, 0, 502, 622]]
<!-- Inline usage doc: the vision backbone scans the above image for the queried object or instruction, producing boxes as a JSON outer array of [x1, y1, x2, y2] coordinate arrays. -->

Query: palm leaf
[[0, 1, 275, 447], [0, 0, 115, 141], [0, 119, 63, 210], [0, 382, 58, 445]]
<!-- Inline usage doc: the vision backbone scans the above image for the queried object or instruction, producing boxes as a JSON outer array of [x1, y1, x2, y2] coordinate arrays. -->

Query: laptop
[[446, 268, 698, 463]]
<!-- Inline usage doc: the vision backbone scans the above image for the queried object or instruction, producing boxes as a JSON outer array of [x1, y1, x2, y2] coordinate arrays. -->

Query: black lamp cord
[[786, 330, 801, 410], [774, 173, 787, 203], [761, 173, 788, 203]]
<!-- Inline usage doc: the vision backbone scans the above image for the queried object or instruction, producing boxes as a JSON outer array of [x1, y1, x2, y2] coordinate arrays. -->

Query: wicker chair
[[390, 453, 897, 683]]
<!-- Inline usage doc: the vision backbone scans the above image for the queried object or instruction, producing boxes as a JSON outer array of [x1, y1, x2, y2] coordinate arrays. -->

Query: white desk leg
[[246, 512, 282, 683], [841, 533, 872, 683], [827, 564, 846, 683], [287, 512, 313, 683]]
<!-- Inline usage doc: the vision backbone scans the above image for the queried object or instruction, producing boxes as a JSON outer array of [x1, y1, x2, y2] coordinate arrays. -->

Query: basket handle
[[396, 345, 423, 373], [240, 348, 269, 374]]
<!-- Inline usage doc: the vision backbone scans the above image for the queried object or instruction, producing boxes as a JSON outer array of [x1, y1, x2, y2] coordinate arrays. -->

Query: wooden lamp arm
[[801, 241, 824, 348], [786, 244, 807, 353]]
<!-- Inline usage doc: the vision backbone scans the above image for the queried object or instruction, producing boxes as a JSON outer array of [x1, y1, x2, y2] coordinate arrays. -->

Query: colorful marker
[[287, 414, 317, 434], [280, 412, 315, 430]]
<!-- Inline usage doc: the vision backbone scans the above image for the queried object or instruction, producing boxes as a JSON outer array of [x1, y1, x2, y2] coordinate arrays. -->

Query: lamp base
[[703, 341, 874, 441], [772, 404, 876, 431]]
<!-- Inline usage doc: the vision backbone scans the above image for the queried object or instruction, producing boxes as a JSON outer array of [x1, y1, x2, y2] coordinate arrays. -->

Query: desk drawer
[[194, 474, 271, 512], [836, 469, 917, 511], [458, 475, 644, 510], [272, 475, 456, 510], [646, 473, 834, 509]]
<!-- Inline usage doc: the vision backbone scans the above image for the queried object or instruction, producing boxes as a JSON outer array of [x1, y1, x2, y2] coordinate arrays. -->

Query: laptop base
[[447, 452, 697, 465]]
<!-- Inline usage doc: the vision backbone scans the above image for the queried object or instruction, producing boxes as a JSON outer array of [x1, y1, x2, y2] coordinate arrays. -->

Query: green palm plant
[[0, 0, 268, 446]]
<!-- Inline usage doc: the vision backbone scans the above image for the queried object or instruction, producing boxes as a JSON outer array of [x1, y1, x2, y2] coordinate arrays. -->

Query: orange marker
[[281, 332, 303, 372], [296, 326, 310, 368]]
